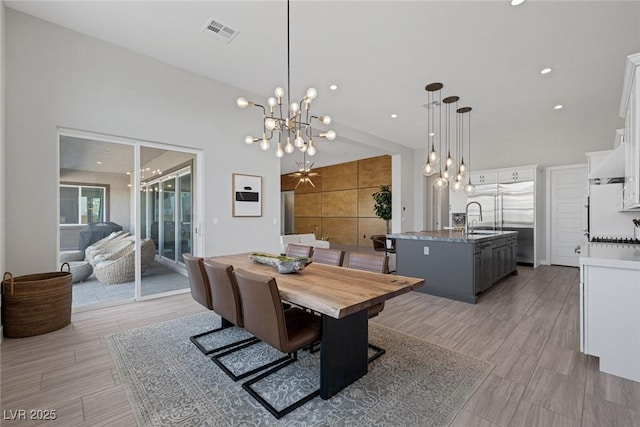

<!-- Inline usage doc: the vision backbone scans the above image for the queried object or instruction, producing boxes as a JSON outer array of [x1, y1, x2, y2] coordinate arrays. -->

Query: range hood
[[588, 145, 625, 182]]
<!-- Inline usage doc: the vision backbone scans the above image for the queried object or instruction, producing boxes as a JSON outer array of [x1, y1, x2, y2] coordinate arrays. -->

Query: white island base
[[580, 244, 640, 382]]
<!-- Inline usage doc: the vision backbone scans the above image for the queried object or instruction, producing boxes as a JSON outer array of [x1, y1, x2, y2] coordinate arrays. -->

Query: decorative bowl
[[248, 253, 311, 274]]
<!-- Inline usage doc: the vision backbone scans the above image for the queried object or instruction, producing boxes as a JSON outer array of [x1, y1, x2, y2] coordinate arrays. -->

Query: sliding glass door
[[139, 146, 194, 298], [59, 132, 200, 308]]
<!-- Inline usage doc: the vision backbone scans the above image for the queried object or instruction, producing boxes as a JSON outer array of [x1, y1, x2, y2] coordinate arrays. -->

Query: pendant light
[[456, 106, 467, 179], [424, 83, 443, 173], [236, 0, 335, 157], [442, 95, 459, 182], [458, 107, 475, 195]]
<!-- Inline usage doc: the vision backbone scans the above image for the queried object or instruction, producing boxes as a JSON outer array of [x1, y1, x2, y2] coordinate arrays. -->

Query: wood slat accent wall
[[281, 155, 391, 248]]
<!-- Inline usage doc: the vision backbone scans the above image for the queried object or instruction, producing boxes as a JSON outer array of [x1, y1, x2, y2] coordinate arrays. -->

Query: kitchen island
[[389, 230, 518, 303], [579, 242, 640, 382]]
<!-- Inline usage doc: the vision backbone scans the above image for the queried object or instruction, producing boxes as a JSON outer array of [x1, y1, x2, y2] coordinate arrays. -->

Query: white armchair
[[279, 233, 330, 254]]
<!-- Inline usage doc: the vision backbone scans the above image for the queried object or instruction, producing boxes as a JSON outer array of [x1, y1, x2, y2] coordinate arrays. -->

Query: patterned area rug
[[106, 312, 493, 426]]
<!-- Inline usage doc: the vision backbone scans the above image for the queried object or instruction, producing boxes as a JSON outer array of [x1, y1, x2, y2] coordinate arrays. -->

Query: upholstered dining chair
[[285, 243, 313, 259], [346, 252, 387, 363], [204, 259, 273, 381], [312, 247, 345, 266], [234, 268, 321, 419], [184, 254, 253, 356]]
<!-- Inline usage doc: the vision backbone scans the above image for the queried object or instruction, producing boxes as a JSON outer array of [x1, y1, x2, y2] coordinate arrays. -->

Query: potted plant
[[372, 185, 392, 234]]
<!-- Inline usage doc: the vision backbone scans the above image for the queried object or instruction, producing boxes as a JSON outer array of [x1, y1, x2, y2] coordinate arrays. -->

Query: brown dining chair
[[184, 254, 232, 355], [371, 235, 396, 273], [285, 243, 313, 259], [346, 252, 387, 363], [311, 247, 345, 266], [202, 259, 263, 380], [234, 268, 321, 419]]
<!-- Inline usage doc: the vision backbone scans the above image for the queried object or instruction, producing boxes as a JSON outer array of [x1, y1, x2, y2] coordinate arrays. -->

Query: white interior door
[[550, 166, 588, 267]]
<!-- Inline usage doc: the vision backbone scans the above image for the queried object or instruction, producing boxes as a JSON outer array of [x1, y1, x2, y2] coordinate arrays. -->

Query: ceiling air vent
[[422, 100, 441, 109], [201, 18, 238, 44]]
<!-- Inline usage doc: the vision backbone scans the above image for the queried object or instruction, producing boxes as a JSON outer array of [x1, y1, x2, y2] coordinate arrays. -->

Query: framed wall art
[[232, 173, 262, 217]]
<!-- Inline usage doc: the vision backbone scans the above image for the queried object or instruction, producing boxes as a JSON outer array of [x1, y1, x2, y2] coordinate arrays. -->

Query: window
[[60, 184, 108, 225]]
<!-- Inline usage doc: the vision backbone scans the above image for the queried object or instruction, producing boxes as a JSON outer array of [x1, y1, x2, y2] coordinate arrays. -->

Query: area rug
[[105, 312, 493, 426]]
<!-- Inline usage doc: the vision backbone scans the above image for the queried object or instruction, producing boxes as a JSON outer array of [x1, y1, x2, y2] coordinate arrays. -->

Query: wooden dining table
[[212, 253, 424, 399]]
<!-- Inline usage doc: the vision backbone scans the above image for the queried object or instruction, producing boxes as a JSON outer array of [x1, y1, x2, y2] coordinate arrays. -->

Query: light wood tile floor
[[1, 265, 638, 426]]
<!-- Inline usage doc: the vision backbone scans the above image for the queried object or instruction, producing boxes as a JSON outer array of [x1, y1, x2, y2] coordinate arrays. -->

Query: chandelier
[[422, 82, 475, 195], [236, 0, 336, 158], [288, 151, 319, 189]]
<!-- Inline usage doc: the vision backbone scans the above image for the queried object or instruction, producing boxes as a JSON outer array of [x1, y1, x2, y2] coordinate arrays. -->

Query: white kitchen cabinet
[[620, 53, 640, 210], [469, 171, 497, 185], [498, 167, 535, 183], [580, 245, 640, 382]]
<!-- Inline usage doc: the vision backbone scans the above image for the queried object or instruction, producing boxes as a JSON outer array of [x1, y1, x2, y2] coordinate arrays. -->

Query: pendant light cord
[[287, 0, 291, 109]]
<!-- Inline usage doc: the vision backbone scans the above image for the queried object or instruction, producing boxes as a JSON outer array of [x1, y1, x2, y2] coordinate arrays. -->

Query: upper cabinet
[[469, 171, 497, 185], [498, 167, 535, 183], [620, 53, 640, 210]]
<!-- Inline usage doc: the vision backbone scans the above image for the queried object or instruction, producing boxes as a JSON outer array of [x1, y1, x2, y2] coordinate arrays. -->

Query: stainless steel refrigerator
[[466, 181, 535, 264]]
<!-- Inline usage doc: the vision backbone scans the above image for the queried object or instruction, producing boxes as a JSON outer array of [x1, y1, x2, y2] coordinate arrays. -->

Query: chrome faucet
[[465, 201, 483, 234]]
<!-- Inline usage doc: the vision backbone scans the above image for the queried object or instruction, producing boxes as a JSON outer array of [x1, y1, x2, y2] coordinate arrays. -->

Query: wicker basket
[[2, 267, 73, 338]]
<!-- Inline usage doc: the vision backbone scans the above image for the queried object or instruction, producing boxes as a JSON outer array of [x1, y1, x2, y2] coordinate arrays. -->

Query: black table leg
[[320, 309, 368, 399]]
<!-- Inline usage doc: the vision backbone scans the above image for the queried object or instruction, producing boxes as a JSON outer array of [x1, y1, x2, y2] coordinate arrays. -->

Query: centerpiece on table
[[248, 252, 311, 274]]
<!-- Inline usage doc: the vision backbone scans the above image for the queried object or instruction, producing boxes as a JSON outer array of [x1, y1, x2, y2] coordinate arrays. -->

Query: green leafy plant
[[372, 185, 392, 233]]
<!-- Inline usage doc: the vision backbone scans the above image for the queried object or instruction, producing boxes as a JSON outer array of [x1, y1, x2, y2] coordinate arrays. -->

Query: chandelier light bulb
[[275, 143, 284, 158], [452, 180, 464, 192], [284, 140, 295, 154], [236, 97, 250, 108], [265, 118, 277, 131], [306, 87, 318, 100], [244, 136, 256, 145], [294, 135, 304, 148], [442, 167, 451, 180], [459, 161, 466, 174], [446, 154, 454, 168], [320, 115, 331, 124], [464, 181, 476, 195], [259, 138, 270, 151], [423, 162, 435, 177], [324, 130, 337, 140], [429, 149, 439, 164], [307, 142, 316, 156], [274, 87, 285, 98], [433, 176, 447, 190], [290, 102, 300, 113], [300, 143, 308, 152], [267, 97, 277, 107]]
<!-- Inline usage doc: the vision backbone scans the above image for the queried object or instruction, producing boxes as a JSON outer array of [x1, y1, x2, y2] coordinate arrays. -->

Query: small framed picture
[[232, 173, 262, 217]]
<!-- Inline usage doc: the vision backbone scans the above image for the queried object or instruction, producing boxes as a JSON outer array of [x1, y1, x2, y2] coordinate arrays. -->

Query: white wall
[[329, 121, 416, 233], [4, 10, 286, 274], [1, 2, 6, 332]]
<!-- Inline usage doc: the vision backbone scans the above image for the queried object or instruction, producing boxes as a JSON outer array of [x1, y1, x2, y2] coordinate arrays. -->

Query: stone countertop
[[388, 230, 518, 243], [579, 243, 640, 270]]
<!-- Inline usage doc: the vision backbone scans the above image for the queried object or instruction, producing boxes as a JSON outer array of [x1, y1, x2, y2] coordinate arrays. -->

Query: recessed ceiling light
[[554, 104, 564, 110], [391, 114, 398, 118], [96, 161, 102, 165], [540, 67, 552, 74], [511, 0, 526, 5], [329, 84, 338, 91]]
